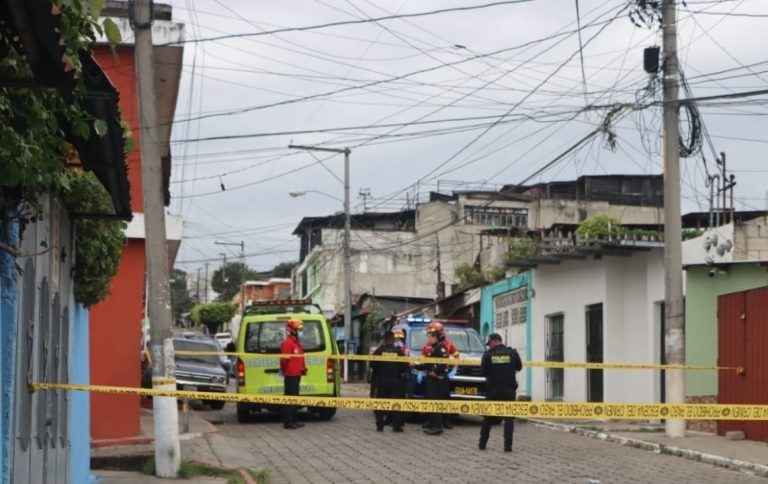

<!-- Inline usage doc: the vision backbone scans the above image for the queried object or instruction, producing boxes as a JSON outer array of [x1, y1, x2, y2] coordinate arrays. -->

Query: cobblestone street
[[179, 397, 767, 484]]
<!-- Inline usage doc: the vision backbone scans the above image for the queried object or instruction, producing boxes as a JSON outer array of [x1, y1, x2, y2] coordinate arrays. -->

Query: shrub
[[576, 214, 626, 240]]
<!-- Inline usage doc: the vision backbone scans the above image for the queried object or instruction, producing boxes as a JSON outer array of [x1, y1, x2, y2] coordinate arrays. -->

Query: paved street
[[179, 396, 767, 484]]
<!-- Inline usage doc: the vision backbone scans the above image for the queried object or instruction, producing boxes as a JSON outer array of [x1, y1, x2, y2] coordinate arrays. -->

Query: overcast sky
[[164, 0, 768, 274]]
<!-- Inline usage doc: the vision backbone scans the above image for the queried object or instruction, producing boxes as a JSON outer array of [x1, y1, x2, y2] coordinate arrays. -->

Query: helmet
[[392, 328, 405, 339], [426, 321, 444, 338], [285, 319, 304, 334]]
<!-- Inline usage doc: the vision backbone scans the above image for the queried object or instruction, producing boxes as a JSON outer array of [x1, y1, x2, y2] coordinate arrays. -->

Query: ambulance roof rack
[[243, 299, 321, 316]]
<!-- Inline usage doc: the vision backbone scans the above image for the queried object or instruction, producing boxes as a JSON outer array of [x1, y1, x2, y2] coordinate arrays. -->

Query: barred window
[[464, 206, 528, 227]]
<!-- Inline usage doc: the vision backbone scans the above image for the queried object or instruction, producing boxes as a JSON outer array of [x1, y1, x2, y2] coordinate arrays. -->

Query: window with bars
[[464, 205, 528, 228], [545, 312, 564, 402]]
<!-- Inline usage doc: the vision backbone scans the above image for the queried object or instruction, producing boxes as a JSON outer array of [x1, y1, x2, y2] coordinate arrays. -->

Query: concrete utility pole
[[288, 144, 352, 382], [204, 262, 209, 303], [661, 0, 686, 439], [216, 240, 246, 313], [195, 267, 201, 303], [132, 0, 181, 476]]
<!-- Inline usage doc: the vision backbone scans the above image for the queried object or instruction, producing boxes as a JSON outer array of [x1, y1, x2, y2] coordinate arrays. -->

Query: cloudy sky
[[162, 0, 768, 274]]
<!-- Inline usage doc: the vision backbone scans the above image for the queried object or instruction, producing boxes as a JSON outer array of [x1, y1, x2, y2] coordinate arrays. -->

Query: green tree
[[0, 0, 127, 226], [61, 171, 126, 307], [171, 268, 194, 319], [271, 260, 297, 278], [211, 262, 258, 302], [190, 302, 236, 335]]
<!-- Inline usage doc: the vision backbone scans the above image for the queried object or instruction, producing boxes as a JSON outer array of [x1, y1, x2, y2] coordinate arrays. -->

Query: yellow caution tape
[[174, 350, 469, 366], [151, 378, 176, 386], [28, 382, 768, 421], [173, 350, 741, 372], [524, 361, 737, 371]]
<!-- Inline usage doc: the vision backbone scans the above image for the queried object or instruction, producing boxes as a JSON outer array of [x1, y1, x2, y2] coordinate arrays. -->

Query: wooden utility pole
[[662, 0, 686, 438], [132, 0, 181, 475]]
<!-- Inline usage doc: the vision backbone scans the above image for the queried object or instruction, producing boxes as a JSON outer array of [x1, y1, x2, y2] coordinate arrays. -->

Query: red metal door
[[717, 291, 746, 436], [718, 286, 768, 441], [744, 287, 768, 441]]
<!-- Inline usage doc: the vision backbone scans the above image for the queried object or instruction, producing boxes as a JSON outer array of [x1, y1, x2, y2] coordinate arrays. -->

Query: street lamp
[[288, 144, 352, 383], [288, 190, 343, 203]]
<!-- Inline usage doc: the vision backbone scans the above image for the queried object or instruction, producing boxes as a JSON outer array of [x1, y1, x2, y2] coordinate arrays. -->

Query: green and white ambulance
[[234, 300, 340, 423]]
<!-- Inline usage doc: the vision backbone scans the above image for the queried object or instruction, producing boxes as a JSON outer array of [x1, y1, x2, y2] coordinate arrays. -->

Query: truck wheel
[[206, 400, 226, 410]]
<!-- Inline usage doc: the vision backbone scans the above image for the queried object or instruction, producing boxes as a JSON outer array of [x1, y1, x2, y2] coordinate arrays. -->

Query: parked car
[[391, 318, 487, 400], [209, 338, 232, 383], [215, 331, 233, 348], [173, 338, 229, 410]]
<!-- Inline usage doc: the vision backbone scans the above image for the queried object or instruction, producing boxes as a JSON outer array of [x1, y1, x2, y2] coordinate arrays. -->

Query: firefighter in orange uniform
[[280, 319, 307, 429]]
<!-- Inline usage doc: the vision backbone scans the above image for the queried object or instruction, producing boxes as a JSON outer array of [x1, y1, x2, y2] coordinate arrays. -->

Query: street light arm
[[288, 190, 343, 203], [289, 144, 350, 155]]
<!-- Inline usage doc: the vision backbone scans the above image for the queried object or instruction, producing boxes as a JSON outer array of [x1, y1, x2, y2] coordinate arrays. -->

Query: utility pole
[[216, 240, 246, 313], [358, 188, 371, 211], [288, 144, 352, 382], [204, 262, 209, 304], [195, 267, 201, 302], [435, 235, 445, 300], [661, 0, 685, 439], [132, 0, 180, 475]]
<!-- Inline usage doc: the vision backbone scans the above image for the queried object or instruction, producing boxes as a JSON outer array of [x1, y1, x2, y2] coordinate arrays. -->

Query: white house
[[492, 242, 665, 404]]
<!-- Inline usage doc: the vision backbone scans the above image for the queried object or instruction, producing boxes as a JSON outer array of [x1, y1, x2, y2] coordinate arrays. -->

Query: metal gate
[[11, 196, 72, 483], [586, 303, 603, 403], [545, 312, 564, 402], [718, 286, 768, 441]]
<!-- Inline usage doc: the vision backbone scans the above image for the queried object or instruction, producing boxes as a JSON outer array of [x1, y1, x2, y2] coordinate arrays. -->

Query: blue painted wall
[[0, 217, 19, 484], [480, 271, 533, 392], [70, 304, 91, 483]]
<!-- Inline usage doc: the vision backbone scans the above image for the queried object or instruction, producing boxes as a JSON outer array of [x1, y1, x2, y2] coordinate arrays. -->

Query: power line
[[167, 15, 621, 126], [160, 1, 534, 46]]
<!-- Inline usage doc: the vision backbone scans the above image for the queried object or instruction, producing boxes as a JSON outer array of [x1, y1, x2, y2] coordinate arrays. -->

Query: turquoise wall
[[685, 264, 768, 396], [70, 304, 91, 483], [0, 216, 18, 484], [480, 272, 533, 392]]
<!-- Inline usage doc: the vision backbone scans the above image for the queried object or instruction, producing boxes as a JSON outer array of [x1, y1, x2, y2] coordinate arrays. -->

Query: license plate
[[182, 385, 197, 391], [454, 386, 478, 396]]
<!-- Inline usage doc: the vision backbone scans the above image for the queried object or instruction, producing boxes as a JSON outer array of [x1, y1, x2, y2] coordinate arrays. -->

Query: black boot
[[479, 439, 487, 450], [504, 441, 512, 452]]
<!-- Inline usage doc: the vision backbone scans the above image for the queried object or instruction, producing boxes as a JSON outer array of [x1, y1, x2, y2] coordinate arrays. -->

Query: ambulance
[[234, 300, 340, 422]]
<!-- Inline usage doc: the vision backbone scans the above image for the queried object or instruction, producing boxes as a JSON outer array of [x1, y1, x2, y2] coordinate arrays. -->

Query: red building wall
[[89, 46, 146, 441], [94, 47, 144, 209], [89, 241, 145, 440]]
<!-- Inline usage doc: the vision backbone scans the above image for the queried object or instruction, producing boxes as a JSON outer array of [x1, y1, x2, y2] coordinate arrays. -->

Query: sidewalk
[[92, 407, 221, 482], [92, 407, 217, 450], [528, 419, 768, 477]]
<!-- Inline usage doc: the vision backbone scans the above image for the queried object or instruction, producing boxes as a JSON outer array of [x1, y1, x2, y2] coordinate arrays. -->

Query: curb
[[92, 416, 218, 449], [526, 419, 768, 478]]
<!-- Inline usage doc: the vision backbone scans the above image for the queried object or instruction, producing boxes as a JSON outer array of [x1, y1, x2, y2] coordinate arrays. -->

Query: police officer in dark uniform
[[421, 322, 450, 436], [371, 331, 408, 433], [479, 333, 523, 452]]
